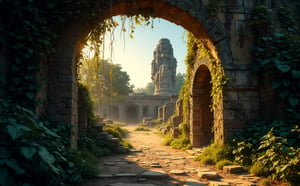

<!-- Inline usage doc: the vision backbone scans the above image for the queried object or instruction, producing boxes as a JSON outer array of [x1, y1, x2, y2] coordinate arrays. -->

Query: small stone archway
[[47, 0, 234, 147], [191, 65, 213, 147], [112, 106, 120, 120], [142, 105, 149, 118], [126, 104, 139, 123]]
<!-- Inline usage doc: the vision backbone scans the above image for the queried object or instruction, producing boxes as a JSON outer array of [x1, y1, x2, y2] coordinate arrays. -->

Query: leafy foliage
[[0, 99, 99, 186], [78, 56, 133, 109], [78, 83, 96, 127], [104, 124, 129, 140], [134, 82, 155, 95], [232, 120, 300, 184], [250, 5, 300, 120], [0, 0, 112, 109]]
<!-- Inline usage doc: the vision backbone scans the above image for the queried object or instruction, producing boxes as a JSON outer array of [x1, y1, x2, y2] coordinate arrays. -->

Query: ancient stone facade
[[99, 93, 173, 123], [151, 38, 177, 96]]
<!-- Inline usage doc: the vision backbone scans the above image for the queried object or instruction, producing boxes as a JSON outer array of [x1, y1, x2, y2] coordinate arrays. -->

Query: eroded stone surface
[[141, 170, 168, 179], [223, 165, 244, 174], [197, 171, 219, 180], [169, 169, 186, 175]]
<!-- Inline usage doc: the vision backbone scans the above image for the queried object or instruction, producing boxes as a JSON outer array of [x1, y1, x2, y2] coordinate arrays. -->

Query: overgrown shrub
[[250, 161, 270, 177], [0, 98, 99, 186], [200, 156, 215, 165], [232, 121, 300, 184], [78, 132, 113, 157], [104, 124, 128, 140]]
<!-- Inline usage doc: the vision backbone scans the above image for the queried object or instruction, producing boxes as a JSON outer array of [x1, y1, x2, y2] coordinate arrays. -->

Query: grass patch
[[134, 126, 151, 131], [216, 160, 234, 170], [162, 132, 173, 146], [162, 132, 191, 150], [250, 161, 270, 177], [104, 124, 128, 139], [195, 143, 233, 165]]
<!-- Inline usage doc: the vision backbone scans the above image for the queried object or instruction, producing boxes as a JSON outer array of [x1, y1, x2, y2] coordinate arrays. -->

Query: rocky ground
[[81, 125, 264, 186]]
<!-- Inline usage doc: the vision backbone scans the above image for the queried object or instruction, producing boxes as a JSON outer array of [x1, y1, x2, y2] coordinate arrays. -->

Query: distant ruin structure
[[151, 38, 177, 95], [99, 39, 178, 123]]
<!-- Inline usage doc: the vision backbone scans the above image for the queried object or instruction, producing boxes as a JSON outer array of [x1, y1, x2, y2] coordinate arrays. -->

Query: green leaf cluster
[[232, 120, 299, 184], [250, 5, 300, 120], [0, 98, 99, 185]]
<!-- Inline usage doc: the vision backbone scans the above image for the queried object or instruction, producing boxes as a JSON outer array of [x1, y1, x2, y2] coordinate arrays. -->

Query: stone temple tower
[[151, 38, 177, 96]]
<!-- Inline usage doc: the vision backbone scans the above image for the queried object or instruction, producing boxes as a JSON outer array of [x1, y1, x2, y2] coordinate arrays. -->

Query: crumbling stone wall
[[2, 0, 296, 147]]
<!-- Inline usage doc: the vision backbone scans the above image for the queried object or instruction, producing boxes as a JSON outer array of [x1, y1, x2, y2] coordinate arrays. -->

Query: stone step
[[115, 173, 137, 177], [223, 165, 245, 174], [108, 137, 120, 147], [197, 171, 219, 180], [169, 169, 186, 175], [97, 131, 109, 140], [93, 124, 104, 133]]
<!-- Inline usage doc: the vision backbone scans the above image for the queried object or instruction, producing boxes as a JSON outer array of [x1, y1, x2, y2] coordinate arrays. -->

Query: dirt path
[[82, 125, 260, 186]]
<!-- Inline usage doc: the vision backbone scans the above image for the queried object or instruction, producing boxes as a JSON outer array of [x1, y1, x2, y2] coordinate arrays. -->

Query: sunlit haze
[[103, 17, 187, 89]]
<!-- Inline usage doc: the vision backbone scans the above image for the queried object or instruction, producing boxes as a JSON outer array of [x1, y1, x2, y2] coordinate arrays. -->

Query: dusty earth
[[82, 125, 263, 186]]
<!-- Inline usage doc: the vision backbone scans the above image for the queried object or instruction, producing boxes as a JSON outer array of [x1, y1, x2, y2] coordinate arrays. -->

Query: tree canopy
[[78, 54, 133, 110]]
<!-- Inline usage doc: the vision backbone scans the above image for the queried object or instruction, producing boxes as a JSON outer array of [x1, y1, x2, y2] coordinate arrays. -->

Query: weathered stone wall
[[2, 0, 294, 147]]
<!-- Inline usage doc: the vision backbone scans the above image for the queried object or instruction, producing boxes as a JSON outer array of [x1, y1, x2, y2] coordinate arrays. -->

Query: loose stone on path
[[141, 170, 168, 179], [169, 169, 186, 175], [197, 171, 219, 180]]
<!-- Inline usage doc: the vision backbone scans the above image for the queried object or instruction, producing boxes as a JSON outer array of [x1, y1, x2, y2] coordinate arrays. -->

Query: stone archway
[[142, 106, 149, 118], [126, 104, 139, 123], [47, 0, 235, 146], [191, 65, 213, 147], [112, 106, 120, 121]]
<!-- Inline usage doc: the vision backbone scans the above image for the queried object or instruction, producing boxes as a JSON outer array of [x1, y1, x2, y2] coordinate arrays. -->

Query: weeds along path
[[82, 125, 261, 186]]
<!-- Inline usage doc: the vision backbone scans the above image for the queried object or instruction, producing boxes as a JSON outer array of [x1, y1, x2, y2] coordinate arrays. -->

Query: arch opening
[[47, 0, 230, 147], [191, 65, 213, 147], [126, 104, 139, 123]]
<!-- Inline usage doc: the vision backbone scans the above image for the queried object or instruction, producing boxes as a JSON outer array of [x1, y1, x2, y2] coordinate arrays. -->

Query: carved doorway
[[192, 65, 213, 147], [112, 106, 119, 121], [126, 104, 138, 123]]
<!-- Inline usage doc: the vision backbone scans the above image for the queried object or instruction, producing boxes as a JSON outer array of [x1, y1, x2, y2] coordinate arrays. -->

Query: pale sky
[[104, 17, 187, 89]]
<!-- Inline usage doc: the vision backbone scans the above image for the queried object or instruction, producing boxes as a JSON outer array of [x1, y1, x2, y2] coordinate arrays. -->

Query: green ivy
[[250, 5, 300, 120], [0, 0, 111, 109]]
